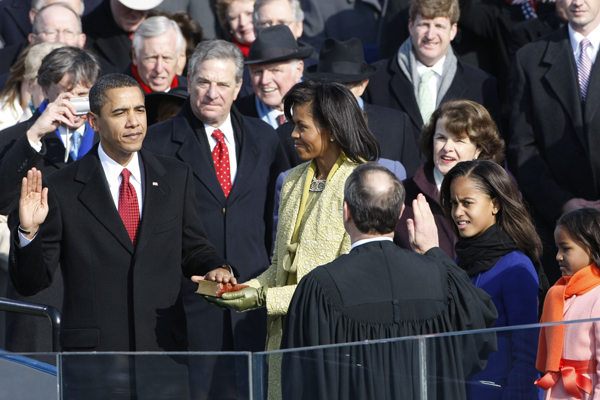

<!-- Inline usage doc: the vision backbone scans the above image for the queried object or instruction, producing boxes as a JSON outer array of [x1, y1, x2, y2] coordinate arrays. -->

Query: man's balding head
[[29, 3, 86, 48], [344, 163, 406, 235], [30, 0, 84, 23]]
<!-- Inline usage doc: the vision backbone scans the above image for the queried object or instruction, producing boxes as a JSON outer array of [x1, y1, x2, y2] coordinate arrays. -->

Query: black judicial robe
[[281, 241, 498, 400]]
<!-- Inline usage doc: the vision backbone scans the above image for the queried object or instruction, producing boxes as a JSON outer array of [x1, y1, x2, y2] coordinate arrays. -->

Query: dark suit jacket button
[[222, 208, 226, 214]]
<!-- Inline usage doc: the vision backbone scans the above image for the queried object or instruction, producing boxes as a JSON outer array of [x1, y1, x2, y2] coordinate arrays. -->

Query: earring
[[330, 138, 334, 142]]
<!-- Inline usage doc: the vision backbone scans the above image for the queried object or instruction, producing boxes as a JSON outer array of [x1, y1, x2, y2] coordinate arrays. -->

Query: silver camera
[[70, 97, 90, 115]]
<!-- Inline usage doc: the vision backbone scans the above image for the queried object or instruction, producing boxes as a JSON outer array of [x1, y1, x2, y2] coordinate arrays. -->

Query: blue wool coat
[[466, 251, 542, 400]]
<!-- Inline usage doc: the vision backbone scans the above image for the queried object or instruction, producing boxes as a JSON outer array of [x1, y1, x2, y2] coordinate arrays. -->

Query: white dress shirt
[[98, 143, 143, 216], [416, 56, 446, 107], [28, 124, 87, 163], [351, 236, 394, 251], [20, 144, 144, 247], [569, 23, 600, 65], [204, 113, 238, 185]]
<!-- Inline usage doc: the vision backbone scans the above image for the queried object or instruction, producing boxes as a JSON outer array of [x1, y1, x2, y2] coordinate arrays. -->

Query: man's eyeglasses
[[35, 29, 80, 40]]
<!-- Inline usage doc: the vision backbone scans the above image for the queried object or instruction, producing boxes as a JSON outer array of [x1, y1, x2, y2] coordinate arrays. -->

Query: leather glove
[[204, 287, 267, 312]]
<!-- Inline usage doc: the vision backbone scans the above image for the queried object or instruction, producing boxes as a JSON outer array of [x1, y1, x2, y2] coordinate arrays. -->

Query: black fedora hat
[[144, 86, 189, 126], [245, 25, 314, 65], [305, 38, 377, 83]]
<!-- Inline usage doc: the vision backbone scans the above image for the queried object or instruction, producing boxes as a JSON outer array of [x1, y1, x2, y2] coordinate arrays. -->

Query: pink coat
[[544, 285, 600, 399]]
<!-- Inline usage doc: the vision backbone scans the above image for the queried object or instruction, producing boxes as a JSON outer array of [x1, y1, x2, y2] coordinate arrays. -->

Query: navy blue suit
[[144, 101, 289, 352]]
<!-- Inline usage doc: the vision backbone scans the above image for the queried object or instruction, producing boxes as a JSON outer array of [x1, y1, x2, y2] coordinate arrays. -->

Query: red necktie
[[211, 129, 232, 198], [119, 168, 140, 245], [276, 114, 286, 126]]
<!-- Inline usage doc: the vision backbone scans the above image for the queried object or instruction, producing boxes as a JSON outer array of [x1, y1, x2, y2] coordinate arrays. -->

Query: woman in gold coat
[[205, 79, 380, 396]]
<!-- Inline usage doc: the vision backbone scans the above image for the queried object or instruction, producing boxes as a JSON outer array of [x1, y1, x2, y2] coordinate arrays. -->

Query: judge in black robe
[[281, 163, 498, 400]]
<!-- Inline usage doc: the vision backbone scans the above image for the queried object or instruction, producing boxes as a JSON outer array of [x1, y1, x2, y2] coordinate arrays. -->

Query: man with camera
[[0, 46, 100, 215], [0, 46, 100, 353]]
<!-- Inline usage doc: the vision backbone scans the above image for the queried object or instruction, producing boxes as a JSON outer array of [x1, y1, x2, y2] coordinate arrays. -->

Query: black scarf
[[455, 224, 518, 277], [455, 224, 551, 316]]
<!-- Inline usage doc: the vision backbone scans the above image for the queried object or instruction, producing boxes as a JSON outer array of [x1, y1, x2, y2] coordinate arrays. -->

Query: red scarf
[[130, 63, 179, 94], [535, 264, 600, 398], [231, 36, 251, 58]]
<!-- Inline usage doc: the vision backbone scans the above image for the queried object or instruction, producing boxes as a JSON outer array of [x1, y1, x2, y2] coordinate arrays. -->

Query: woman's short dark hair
[[439, 160, 542, 262], [283, 79, 380, 163], [345, 163, 405, 234], [420, 99, 504, 165], [557, 208, 600, 268]]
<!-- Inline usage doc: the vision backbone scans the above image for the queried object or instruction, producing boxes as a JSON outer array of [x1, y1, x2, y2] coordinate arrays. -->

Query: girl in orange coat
[[536, 208, 600, 399]]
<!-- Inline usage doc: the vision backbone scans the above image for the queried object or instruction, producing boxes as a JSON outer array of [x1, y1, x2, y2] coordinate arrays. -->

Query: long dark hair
[[283, 79, 380, 163], [557, 208, 600, 268], [439, 160, 542, 262]]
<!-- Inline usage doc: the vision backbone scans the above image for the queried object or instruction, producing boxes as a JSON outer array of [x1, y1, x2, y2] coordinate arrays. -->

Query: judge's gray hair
[[187, 40, 244, 83], [344, 163, 406, 235], [132, 16, 185, 58]]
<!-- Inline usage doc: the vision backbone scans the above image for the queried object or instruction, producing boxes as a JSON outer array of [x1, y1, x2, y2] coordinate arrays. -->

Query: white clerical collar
[[351, 237, 393, 250]]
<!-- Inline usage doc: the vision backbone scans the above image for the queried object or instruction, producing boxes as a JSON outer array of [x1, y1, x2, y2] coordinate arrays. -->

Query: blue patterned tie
[[70, 131, 81, 160]]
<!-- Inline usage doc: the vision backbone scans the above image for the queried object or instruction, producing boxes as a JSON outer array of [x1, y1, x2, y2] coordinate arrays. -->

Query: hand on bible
[[19, 168, 49, 240], [407, 193, 439, 254], [206, 287, 267, 312], [197, 267, 237, 285]]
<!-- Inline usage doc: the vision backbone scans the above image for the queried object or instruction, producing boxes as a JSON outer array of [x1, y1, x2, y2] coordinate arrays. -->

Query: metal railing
[[0, 297, 61, 351]]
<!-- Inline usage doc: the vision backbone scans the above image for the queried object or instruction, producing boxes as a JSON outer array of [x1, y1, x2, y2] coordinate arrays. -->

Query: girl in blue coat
[[439, 160, 548, 400]]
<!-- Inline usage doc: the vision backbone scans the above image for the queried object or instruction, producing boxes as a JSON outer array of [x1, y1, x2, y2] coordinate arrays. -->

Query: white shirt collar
[[569, 23, 600, 62], [416, 55, 446, 77], [204, 113, 235, 147], [351, 237, 393, 250], [58, 123, 87, 162], [98, 143, 142, 191]]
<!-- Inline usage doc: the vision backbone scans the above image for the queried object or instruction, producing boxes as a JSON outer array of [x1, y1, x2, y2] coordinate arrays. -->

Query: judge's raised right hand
[[407, 193, 439, 255], [19, 168, 49, 240], [26, 92, 81, 144]]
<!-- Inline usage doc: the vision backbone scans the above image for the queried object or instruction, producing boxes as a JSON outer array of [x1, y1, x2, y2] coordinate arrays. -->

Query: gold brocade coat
[[245, 157, 355, 351]]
